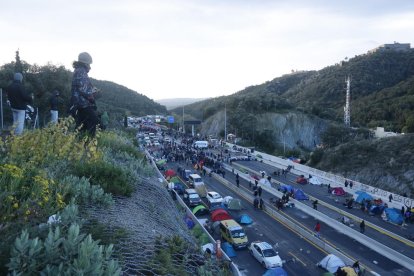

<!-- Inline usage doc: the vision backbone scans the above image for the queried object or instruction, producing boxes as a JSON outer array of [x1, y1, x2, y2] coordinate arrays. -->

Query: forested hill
[[173, 49, 414, 133], [0, 59, 166, 125]]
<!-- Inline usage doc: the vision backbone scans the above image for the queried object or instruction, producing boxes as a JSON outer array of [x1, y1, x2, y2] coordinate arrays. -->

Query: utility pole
[[182, 106, 185, 134], [344, 76, 351, 127]]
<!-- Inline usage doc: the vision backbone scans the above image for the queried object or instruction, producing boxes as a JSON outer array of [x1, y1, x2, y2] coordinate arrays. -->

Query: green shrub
[[7, 224, 121, 276], [72, 160, 133, 196], [98, 131, 142, 159]]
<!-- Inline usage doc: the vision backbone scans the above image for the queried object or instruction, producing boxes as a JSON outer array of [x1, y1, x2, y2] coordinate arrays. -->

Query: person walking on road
[[313, 199, 318, 210], [236, 178, 240, 187], [258, 186, 263, 197], [314, 221, 321, 238], [360, 220, 365, 233], [389, 194, 393, 202]]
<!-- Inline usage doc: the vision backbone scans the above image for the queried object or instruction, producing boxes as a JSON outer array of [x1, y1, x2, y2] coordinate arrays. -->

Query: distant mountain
[[156, 98, 208, 110]]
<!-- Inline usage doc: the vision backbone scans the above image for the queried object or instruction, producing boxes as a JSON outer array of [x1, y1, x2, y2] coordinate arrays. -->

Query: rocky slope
[[312, 134, 414, 195], [200, 111, 329, 150]]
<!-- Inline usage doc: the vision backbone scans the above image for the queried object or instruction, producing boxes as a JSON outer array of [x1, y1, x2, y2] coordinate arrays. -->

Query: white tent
[[317, 254, 345, 273], [223, 196, 233, 205], [309, 177, 322, 185], [258, 178, 271, 187]]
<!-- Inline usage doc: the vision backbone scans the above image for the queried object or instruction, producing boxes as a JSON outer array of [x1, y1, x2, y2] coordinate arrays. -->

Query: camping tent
[[331, 187, 346, 196], [169, 176, 181, 183], [164, 169, 176, 177], [294, 189, 309, 200], [263, 267, 288, 276], [221, 242, 236, 258], [309, 177, 322, 185], [384, 208, 403, 225], [211, 209, 232, 222], [318, 254, 345, 273], [155, 159, 166, 166], [355, 191, 373, 204], [238, 214, 253, 225], [227, 198, 243, 210], [280, 185, 294, 193], [340, 266, 357, 276], [259, 178, 271, 187], [192, 205, 208, 216], [223, 196, 233, 206], [369, 205, 385, 216]]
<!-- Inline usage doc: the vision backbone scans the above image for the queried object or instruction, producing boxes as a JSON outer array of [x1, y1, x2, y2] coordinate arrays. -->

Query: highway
[[170, 161, 326, 275], [233, 159, 414, 261], [146, 134, 412, 275]]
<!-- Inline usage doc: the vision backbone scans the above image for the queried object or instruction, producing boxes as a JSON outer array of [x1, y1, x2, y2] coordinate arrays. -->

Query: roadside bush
[[72, 160, 133, 196], [7, 207, 121, 275], [98, 131, 143, 159]]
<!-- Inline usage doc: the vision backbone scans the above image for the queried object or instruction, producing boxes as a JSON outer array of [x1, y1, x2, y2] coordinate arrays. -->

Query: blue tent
[[355, 191, 373, 204], [280, 185, 294, 193], [294, 189, 309, 200], [184, 217, 195, 229], [263, 267, 288, 276], [385, 208, 403, 225], [221, 242, 236, 258], [369, 205, 384, 215], [238, 214, 253, 225]]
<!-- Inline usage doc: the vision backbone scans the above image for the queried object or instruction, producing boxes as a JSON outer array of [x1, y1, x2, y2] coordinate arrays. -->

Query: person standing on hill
[[6, 73, 32, 135], [71, 52, 99, 136], [49, 90, 60, 124]]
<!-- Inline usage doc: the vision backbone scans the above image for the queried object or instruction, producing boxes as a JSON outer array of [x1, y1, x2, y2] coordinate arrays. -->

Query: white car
[[249, 241, 283, 269], [206, 191, 224, 205]]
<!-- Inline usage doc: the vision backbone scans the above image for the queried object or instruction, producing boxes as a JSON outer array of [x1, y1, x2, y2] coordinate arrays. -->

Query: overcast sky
[[1, 0, 413, 100]]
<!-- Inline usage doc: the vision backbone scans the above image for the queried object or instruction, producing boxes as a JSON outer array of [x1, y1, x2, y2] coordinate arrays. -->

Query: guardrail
[[146, 151, 241, 276], [221, 163, 414, 273]]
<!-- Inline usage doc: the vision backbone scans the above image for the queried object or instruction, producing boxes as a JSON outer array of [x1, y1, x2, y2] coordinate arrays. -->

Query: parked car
[[206, 191, 224, 207], [249, 241, 282, 269]]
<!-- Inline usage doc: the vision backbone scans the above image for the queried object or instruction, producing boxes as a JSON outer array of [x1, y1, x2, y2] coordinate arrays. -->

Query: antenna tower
[[344, 76, 351, 127]]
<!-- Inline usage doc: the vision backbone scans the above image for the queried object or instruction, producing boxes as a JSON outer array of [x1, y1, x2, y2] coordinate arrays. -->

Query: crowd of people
[[5, 52, 108, 137]]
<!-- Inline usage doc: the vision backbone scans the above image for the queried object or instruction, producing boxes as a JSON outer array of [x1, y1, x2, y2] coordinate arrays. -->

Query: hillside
[[310, 134, 414, 195]]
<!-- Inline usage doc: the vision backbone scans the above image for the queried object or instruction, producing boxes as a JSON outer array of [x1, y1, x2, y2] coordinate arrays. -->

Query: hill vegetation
[[173, 50, 414, 136], [0, 51, 167, 127]]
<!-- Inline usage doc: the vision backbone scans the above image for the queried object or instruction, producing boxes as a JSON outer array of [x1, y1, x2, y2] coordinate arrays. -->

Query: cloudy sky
[[1, 0, 413, 100]]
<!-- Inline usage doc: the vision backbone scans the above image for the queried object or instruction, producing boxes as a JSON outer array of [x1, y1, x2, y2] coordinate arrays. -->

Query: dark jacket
[[6, 80, 32, 110], [50, 95, 59, 110], [71, 64, 95, 109]]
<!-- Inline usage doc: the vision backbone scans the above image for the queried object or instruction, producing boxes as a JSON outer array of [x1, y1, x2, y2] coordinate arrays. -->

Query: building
[[373, 127, 400, 138], [368, 42, 411, 54]]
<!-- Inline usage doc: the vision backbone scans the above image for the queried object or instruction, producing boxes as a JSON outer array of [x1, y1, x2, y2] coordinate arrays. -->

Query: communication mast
[[344, 76, 351, 127]]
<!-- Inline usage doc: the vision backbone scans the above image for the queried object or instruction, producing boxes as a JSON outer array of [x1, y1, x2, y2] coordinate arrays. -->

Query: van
[[183, 189, 202, 207], [219, 219, 248, 249], [188, 174, 207, 197], [193, 141, 209, 149]]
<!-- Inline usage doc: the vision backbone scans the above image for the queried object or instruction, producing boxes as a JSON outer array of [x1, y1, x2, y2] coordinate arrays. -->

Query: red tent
[[211, 208, 231, 222], [164, 169, 176, 177], [331, 187, 346, 196]]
